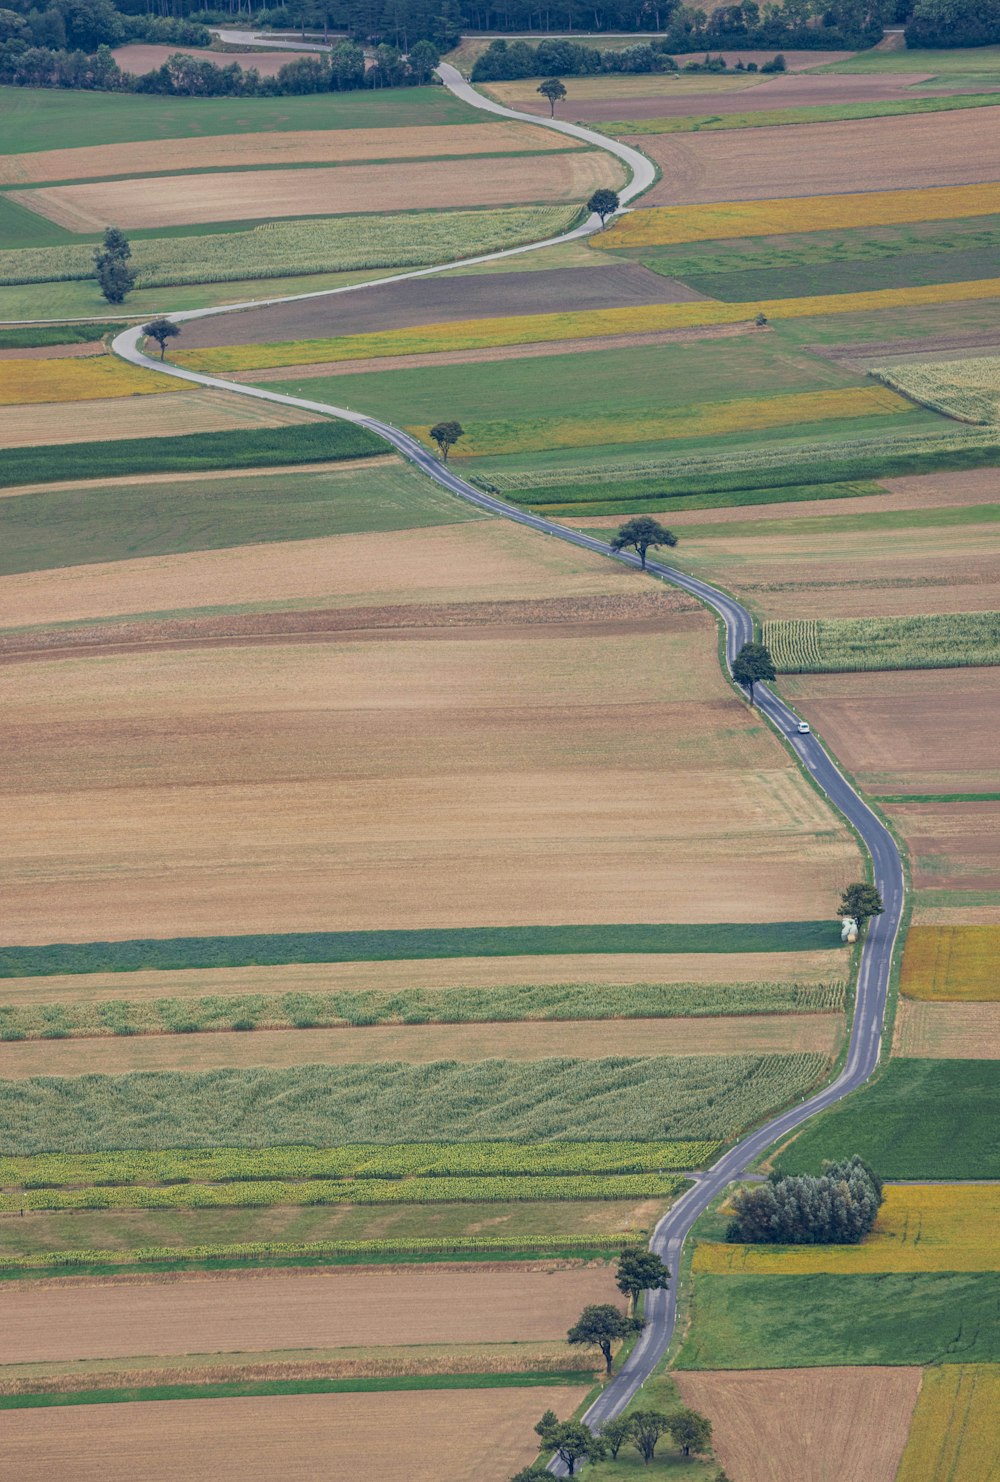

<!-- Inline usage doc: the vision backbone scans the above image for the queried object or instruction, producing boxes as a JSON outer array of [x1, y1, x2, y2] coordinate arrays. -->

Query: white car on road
[[796, 721, 811, 735]]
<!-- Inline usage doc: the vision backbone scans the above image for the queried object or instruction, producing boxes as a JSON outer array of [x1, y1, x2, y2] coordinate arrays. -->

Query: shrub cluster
[[727, 1155, 884, 1245], [471, 36, 794, 81]]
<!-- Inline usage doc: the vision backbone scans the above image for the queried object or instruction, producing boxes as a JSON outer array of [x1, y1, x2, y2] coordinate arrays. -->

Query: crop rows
[[0, 981, 845, 1042], [598, 182, 1000, 247], [764, 613, 1000, 673], [0, 1055, 830, 1152], [872, 355, 1000, 425], [0, 1140, 719, 1189], [896, 1365, 1000, 1482], [0, 1172, 687, 1213], [0, 206, 578, 287], [0, 1232, 626, 1273]]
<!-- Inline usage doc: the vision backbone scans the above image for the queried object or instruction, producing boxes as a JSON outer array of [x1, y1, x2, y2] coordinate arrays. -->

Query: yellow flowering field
[[182, 277, 1000, 373], [406, 386, 912, 458], [901, 925, 1000, 1000], [600, 182, 1000, 247], [896, 1366, 1000, 1482], [0, 356, 180, 406], [693, 1184, 1000, 1274]]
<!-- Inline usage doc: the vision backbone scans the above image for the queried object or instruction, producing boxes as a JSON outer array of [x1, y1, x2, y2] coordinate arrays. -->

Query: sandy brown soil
[[0, 1265, 621, 1364], [177, 264, 705, 348], [0, 341, 103, 361], [891, 799, 1000, 893], [0, 1013, 842, 1077], [2, 1387, 588, 1482], [0, 122, 577, 186], [1, 593, 856, 944], [676, 1368, 922, 1482], [0, 949, 845, 1005], [780, 668, 1000, 795], [632, 106, 1000, 204], [20, 152, 624, 231], [893, 999, 1000, 1057], [112, 41, 325, 76], [0, 388, 320, 449]]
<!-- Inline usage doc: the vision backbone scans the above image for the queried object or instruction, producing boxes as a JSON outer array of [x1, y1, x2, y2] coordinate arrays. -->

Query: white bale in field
[[841, 916, 859, 942]]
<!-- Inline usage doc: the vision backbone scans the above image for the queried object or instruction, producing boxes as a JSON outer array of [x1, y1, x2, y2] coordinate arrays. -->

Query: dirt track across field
[[0, 1264, 621, 1364], [2, 1388, 588, 1482], [633, 106, 1000, 203], [176, 264, 705, 348]]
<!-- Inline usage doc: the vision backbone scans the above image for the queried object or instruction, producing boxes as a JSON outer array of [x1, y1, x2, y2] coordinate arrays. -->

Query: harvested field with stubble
[[1, 598, 857, 944], [0, 121, 573, 185], [890, 799, 1000, 894], [18, 151, 623, 231], [894, 999, 1000, 1058], [0, 1014, 842, 1078], [0, 1263, 622, 1365], [111, 42, 327, 77], [675, 1367, 922, 1482], [778, 670, 1000, 796], [0, 388, 321, 450], [2, 1387, 589, 1482]]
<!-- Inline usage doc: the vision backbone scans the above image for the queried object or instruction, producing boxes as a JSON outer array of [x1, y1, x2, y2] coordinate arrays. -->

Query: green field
[[0, 193, 78, 248], [0, 460, 480, 576], [0, 322, 122, 349], [774, 1061, 1000, 1179], [677, 1271, 1000, 1368], [0, 1053, 829, 1151], [823, 45, 1000, 80], [0, 84, 480, 155], [0, 422, 385, 491], [764, 612, 1000, 673], [595, 89, 1000, 138], [0, 980, 844, 1042]]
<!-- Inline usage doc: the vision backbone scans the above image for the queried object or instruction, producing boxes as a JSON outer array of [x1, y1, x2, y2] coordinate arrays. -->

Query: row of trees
[[516, 1403, 718, 1477], [905, 0, 1000, 45]]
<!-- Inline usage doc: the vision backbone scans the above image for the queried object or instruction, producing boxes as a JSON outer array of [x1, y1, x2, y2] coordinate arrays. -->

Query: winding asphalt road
[[110, 61, 906, 1465]]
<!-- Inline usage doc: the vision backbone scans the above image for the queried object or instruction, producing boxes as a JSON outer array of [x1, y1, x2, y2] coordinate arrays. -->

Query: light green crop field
[[764, 612, 1000, 672], [596, 90, 1000, 138], [0, 83, 480, 155], [0, 459, 482, 576], [823, 45, 1000, 80]]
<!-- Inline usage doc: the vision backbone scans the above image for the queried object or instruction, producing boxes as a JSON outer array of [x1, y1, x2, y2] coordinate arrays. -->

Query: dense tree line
[[727, 1155, 884, 1245], [905, 0, 1000, 46]]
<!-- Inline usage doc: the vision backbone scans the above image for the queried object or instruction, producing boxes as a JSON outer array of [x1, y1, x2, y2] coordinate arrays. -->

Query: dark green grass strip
[[0, 922, 838, 978], [0, 423, 384, 490], [0, 1372, 585, 1411], [0, 323, 123, 348], [879, 792, 1000, 803]]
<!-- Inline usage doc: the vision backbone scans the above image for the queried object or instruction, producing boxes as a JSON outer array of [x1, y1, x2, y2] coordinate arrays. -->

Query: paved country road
[[111, 63, 906, 1470]]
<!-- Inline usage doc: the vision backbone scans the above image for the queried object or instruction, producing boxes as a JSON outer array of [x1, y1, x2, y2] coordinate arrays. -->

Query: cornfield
[[0, 1055, 830, 1153], [0, 206, 579, 288], [764, 612, 1000, 673], [598, 182, 1000, 247], [0, 1139, 720, 1188], [896, 1365, 1000, 1482], [871, 355, 1000, 425]]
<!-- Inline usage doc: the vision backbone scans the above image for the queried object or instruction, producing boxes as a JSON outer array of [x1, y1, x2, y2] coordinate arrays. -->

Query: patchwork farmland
[[1, 16, 999, 1482]]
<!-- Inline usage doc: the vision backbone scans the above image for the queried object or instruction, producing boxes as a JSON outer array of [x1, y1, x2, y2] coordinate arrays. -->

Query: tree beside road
[[732, 640, 776, 703], [610, 515, 677, 570]]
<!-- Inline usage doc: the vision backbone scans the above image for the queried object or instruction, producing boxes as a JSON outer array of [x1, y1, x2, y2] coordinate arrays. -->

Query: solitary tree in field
[[429, 420, 464, 460], [615, 1245, 670, 1315], [143, 317, 180, 361], [534, 1411, 605, 1476], [537, 75, 567, 114], [567, 1303, 644, 1375], [610, 515, 677, 570], [839, 881, 884, 925], [588, 187, 620, 226], [731, 639, 776, 703], [629, 1410, 673, 1464], [669, 1407, 713, 1457], [598, 1415, 633, 1460], [93, 225, 135, 305]]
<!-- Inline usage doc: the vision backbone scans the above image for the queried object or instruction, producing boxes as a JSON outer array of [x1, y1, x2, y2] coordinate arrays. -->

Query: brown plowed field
[[779, 668, 1000, 796], [0, 1014, 842, 1077], [632, 107, 1000, 204], [0, 949, 845, 1005], [891, 799, 1000, 893], [0, 1264, 621, 1364], [0, 520, 634, 628], [0, 388, 320, 449], [0, 341, 103, 360], [20, 152, 624, 231], [177, 264, 705, 348], [2, 600, 856, 945], [2, 1388, 588, 1482], [0, 122, 576, 185], [893, 999, 1000, 1057], [112, 41, 325, 76], [675, 1367, 922, 1482]]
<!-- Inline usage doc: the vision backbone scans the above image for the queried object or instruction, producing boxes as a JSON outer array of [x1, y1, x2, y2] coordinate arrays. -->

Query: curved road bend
[[110, 63, 904, 1466]]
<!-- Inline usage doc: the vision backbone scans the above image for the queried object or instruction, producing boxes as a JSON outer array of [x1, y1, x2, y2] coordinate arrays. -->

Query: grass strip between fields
[[0, 1371, 588, 1410], [594, 90, 1000, 138], [0, 923, 839, 978]]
